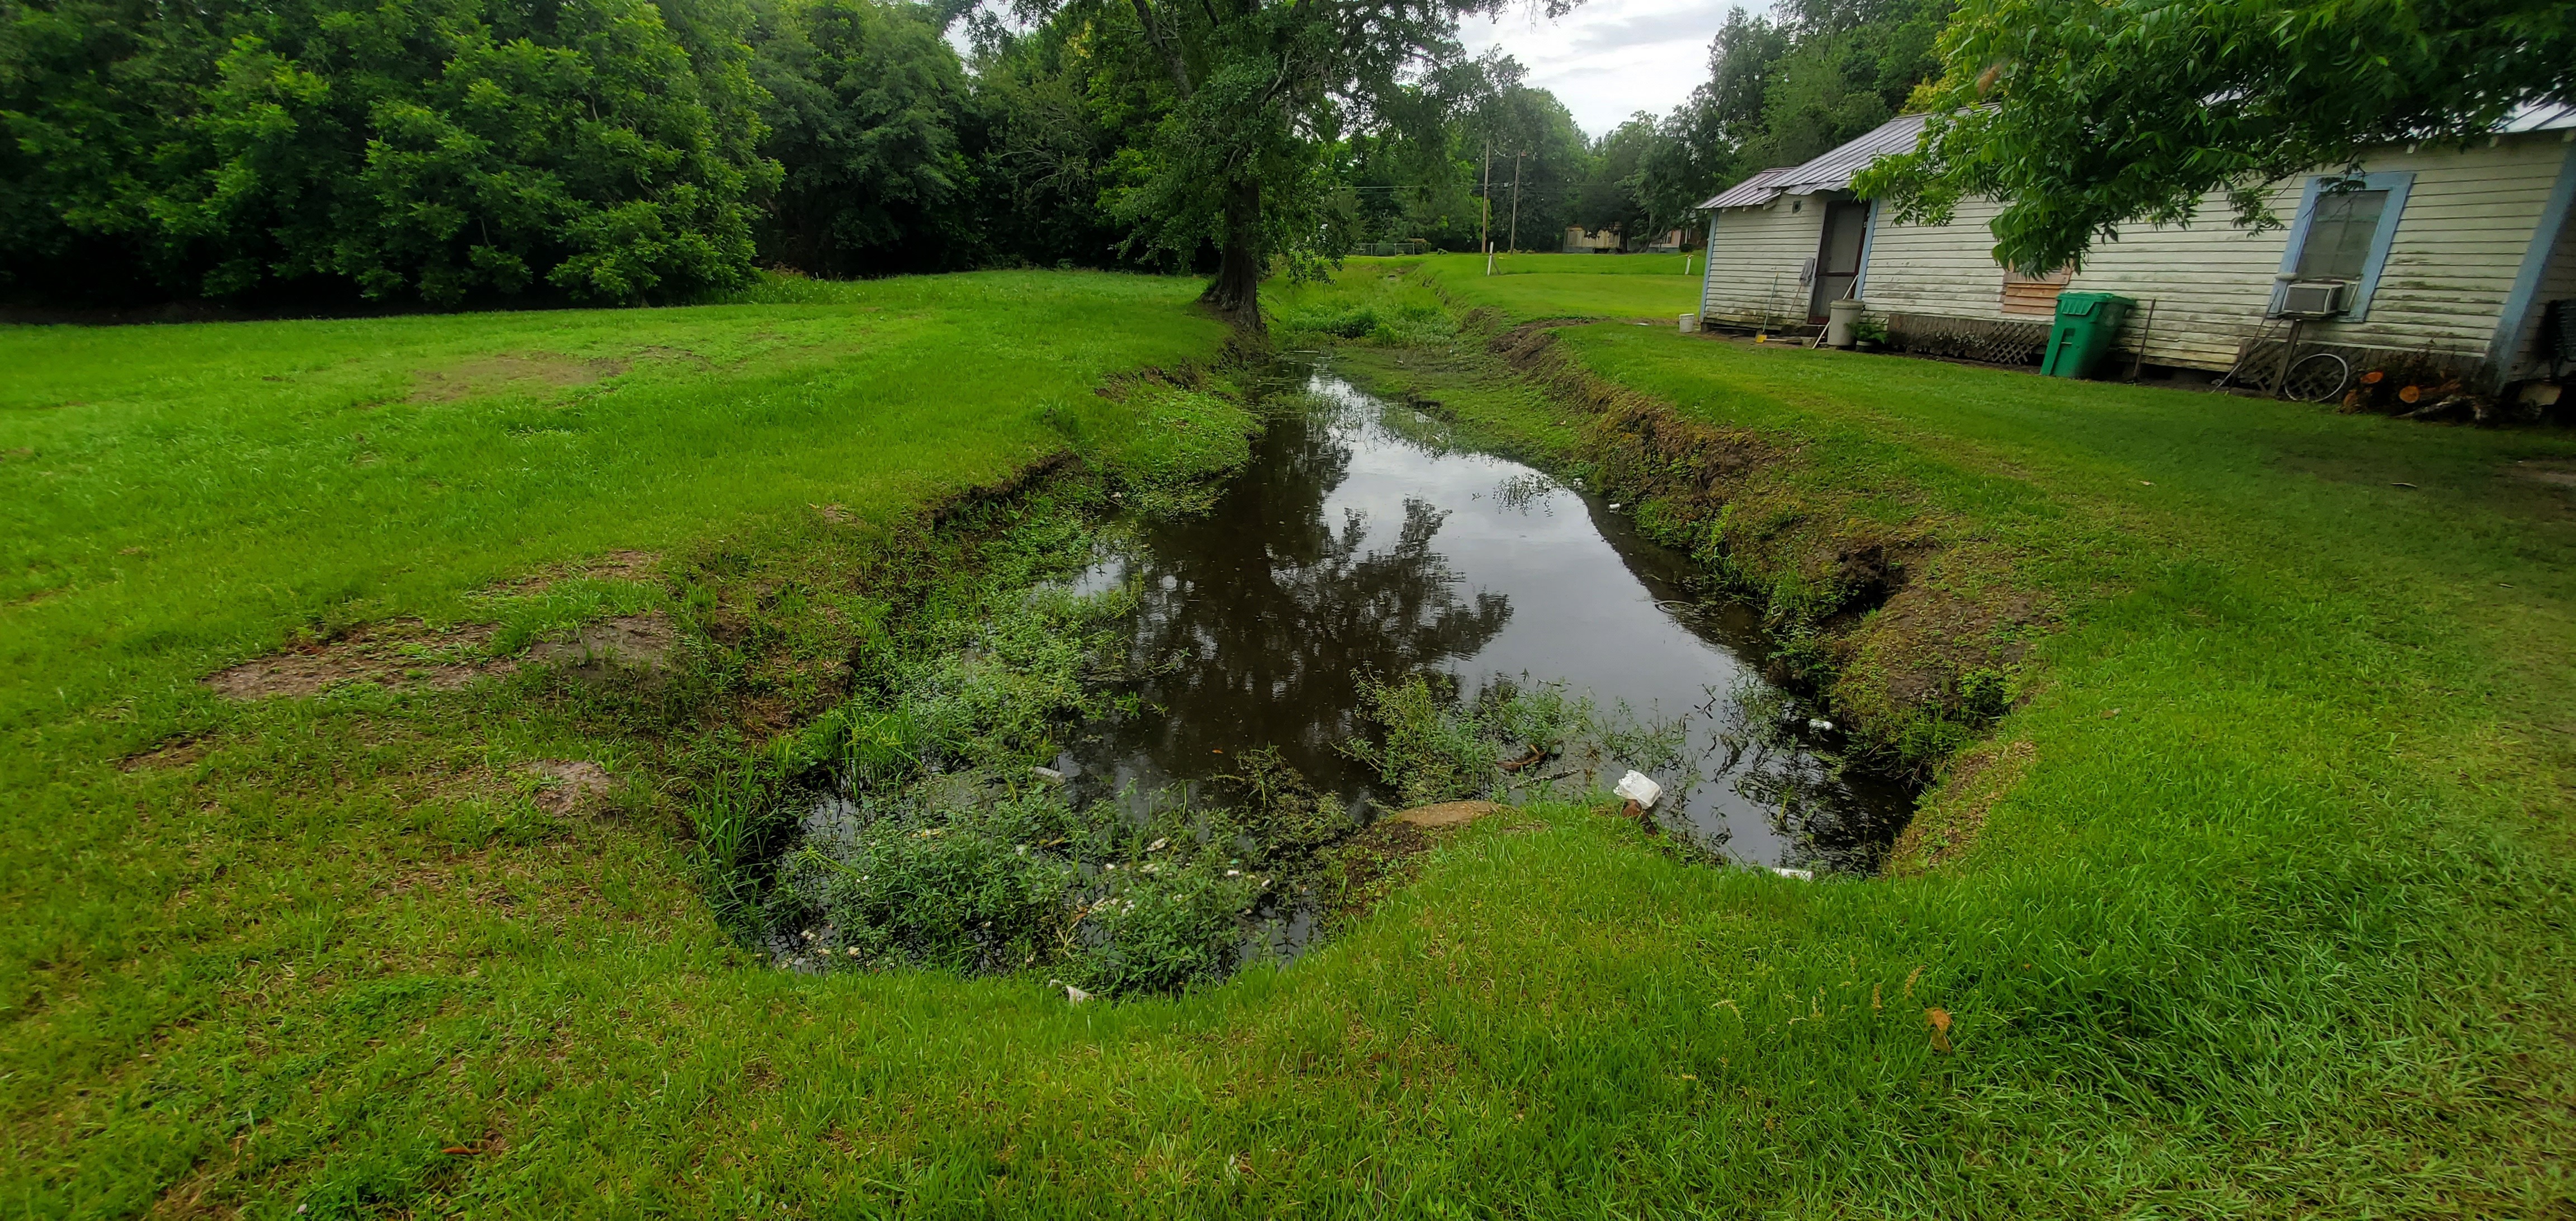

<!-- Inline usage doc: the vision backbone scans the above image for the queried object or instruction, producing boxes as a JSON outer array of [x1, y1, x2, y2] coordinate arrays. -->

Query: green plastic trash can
[[2040, 292, 2135, 378]]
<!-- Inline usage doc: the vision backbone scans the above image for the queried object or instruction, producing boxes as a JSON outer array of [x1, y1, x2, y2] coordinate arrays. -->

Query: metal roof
[[1698, 166, 1798, 210], [2499, 98, 2576, 133], [1696, 112, 1931, 210]]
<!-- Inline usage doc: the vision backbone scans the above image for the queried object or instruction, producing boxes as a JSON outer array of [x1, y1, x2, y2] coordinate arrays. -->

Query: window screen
[[2292, 188, 2389, 281]]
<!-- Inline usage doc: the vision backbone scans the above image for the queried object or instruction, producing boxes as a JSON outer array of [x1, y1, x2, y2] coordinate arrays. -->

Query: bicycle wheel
[[2282, 351, 2352, 403]]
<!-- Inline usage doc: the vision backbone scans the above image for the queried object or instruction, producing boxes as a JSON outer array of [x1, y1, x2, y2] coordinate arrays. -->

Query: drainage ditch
[[755, 361, 1915, 992]]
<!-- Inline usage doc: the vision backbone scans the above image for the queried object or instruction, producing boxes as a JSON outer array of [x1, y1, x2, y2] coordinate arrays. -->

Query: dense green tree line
[[0, 0, 1942, 306], [1336, 0, 1950, 254], [0, 0, 1101, 305], [8, 0, 2559, 307], [1, 0, 776, 305]]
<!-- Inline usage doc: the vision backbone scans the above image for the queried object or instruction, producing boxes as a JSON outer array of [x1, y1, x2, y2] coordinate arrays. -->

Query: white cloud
[[1460, 0, 1751, 139]]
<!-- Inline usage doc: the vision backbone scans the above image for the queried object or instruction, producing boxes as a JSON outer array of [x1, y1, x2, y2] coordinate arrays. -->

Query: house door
[[1808, 201, 1868, 322]]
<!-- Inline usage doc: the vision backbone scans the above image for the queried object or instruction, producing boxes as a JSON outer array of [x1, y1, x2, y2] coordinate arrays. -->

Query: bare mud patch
[[583, 550, 663, 580], [486, 549, 664, 594], [204, 621, 498, 700], [120, 734, 215, 772], [2509, 460, 2576, 489], [409, 354, 628, 404], [524, 759, 617, 814], [528, 613, 676, 678], [632, 344, 714, 369], [1390, 799, 1505, 828]]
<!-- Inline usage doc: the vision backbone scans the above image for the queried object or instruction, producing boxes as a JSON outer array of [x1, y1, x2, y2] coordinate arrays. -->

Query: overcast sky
[[1460, 0, 1742, 139]]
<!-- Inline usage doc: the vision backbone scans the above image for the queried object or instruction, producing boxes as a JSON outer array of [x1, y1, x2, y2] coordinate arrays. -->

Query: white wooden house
[[1696, 105, 2576, 392]]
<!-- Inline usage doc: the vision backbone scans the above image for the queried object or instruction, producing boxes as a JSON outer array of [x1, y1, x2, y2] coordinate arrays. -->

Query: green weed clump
[[1341, 673, 1490, 806], [840, 582, 1129, 788], [772, 760, 1333, 995], [1070, 860, 1265, 994], [1343, 673, 1599, 807], [781, 792, 1086, 974]]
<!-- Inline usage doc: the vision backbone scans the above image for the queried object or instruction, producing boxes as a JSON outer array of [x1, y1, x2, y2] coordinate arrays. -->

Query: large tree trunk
[[1199, 176, 1265, 334]]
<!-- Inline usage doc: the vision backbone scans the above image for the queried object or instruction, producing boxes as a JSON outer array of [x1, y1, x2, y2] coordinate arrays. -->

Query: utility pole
[[1481, 142, 1493, 276], [1507, 152, 1524, 256]]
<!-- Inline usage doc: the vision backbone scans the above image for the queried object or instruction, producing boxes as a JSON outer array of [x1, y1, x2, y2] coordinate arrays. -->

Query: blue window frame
[[2273, 171, 2414, 321]]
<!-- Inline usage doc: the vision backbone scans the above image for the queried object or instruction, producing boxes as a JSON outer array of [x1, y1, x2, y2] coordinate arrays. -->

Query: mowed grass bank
[[1, 272, 1240, 1210], [1346, 252, 1706, 321], [1276, 263, 2576, 1211], [6, 255, 2574, 1218], [0, 272, 1227, 731]]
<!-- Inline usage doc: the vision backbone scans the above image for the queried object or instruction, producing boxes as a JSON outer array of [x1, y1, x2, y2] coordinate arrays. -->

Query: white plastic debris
[[1613, 770, 1664, 810], [1772, 867, 1814, 882], [1065, 983, 1092, 1004], [1030, 765, 1066, 784], [1807, 718, 1835, 731], [1679, 313, 1701, 333], [1607, 502, 1624, 510]]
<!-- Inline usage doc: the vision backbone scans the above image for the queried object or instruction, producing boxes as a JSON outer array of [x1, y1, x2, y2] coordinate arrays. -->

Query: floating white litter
[[1613, 770, 1664, 810]]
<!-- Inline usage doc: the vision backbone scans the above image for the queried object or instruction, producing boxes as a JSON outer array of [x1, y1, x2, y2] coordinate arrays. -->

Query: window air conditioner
[[2276, 280, 2350, 318]]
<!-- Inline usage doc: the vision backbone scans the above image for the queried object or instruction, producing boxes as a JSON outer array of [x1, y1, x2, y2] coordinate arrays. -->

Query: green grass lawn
[[8, 261, 2576, 1216], [0, 272, 1228, 730], [1469, 252, 1700, 276], [1344, 252, 1706, 321]]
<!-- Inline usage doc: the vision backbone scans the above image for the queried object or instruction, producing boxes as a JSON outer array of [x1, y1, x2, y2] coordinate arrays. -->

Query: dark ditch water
[[1055, 364, 1914, 873]]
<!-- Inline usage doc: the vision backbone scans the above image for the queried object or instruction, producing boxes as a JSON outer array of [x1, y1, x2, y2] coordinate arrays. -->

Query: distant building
[[1695, 105, 2576, 392], [1563, 226, 1696, 254], [1564, 226, 1622, 253]]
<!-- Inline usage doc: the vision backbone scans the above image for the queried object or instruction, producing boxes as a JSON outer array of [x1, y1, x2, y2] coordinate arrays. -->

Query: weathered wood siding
[[1855, 196, 2019, 323], [1856, 134, 2576, 371], [1701, 199, 1826, 328], [2313, 138, 2571, 362]]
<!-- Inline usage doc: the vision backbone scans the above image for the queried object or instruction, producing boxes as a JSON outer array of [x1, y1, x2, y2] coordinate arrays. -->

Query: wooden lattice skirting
[[1886, 314, 2052, 366]]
